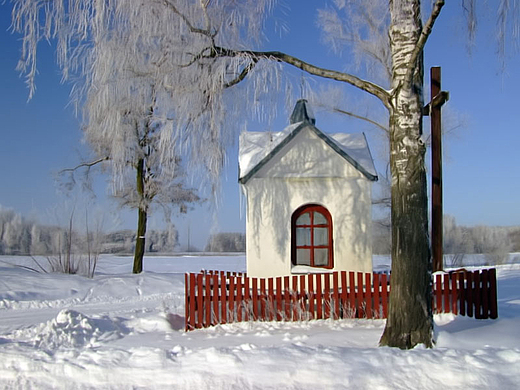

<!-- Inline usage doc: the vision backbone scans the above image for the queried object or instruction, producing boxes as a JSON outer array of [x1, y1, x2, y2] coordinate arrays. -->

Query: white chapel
[[239, 100, 378, 278]]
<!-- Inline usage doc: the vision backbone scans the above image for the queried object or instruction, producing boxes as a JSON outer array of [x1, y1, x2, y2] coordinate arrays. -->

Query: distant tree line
[[2, 207, 518, 258], [372, 215, 520, 261], [205, 233, 245, 252], [102, 228, 179, 254], [442, 215, 519, 265], [0, 208, 179, 255]]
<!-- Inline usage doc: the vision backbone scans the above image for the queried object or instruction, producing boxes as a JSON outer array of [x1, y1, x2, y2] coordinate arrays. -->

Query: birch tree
[[10, 0, 518, 348]]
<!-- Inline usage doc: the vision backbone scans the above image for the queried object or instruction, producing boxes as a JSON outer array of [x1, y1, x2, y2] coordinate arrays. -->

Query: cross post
[[424, 67, 449, 273]]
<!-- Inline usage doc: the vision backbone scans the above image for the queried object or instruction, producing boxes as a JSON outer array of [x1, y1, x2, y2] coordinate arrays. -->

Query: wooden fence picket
[[357, 272, 364, 317], [229, 276, 235, 322], [204, 274, 210, 327], [220, 272, 227, 324], [373, 273, 380, 318], [292, 276, 298, 320], [381, 273, 389, 318], [268, 278, 274, 321], [451, 272, 458, 315], [236, 276, 243, 322], [251, 278, 258, 320], [443, 273, 450, 313], [489, 268, 498, 319], [196, 273, 203, 328], [185, 273, 193, 331], [481, 270, 489, 319], [283, 276, 292, 321], [308, 274, 315, 320], [299, 275, 306, 319], [316, 274, 323, 319], [473, 271, 483, 319], [349, 272, 356, 316], [467, 271, 474, 318], [259, 278, 265, 320], [458, 271, 465, 316], [275, 277, 282, 321], [365, 273, 372, 319], [324, 274, 331, 319], [333, 272, 340, 319], [435, 274, 442, 313], [340, 271, 348, 316]]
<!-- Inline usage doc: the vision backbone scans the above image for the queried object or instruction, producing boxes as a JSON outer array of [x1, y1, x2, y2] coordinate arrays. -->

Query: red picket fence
[[432, 268, 498, 319], [185, 268, 498, 331]]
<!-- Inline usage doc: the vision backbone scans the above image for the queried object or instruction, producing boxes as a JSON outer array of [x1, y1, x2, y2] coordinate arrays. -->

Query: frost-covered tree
[[30, 224, 49, 255], [205, 233, 246, 252], [22, 1, 204, 273], [10, 0, 519, 348]]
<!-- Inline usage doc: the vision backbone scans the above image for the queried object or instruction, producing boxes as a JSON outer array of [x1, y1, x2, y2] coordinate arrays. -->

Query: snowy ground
[[1, 254, 519, 389]]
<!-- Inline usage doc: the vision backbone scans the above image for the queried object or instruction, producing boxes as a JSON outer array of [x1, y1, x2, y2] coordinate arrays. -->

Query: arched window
[[291, 204, 333, 269]]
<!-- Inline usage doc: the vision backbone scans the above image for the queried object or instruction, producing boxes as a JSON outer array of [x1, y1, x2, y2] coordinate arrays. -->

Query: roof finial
[[290, 99, 316, 125]]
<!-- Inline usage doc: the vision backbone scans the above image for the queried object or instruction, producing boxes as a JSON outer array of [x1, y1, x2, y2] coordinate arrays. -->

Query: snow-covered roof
[[239, 102, 378, 184]]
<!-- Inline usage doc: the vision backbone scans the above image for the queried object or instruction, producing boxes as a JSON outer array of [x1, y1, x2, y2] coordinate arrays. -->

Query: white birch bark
[[379, 0, 433, 348]]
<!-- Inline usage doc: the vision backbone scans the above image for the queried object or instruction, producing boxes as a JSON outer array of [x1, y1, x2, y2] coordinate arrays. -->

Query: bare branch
[[59, 157, 109, 174], [404, 0, 445, 89], [160, 0, 215, 39], [223, 58, 258, 89], [213, 46, 391, 108], [30, 256, 49, 273], [462, 0, 477, 45], [179, 47, 215, 68], [199, 0, 212, 33], [332, 107, 388, 133]]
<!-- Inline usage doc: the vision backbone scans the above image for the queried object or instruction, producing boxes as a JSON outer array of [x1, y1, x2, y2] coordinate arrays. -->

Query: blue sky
[[1, 2, 519, 249]]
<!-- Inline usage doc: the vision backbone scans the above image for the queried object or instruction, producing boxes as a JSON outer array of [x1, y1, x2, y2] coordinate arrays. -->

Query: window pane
[[314, 228, 328, 246], [296, 249, 311, 266], [296, 228, 311, 246], [296, 212, 311, 225], [314, 249, 329, 266], [313, 211, 327, 225]]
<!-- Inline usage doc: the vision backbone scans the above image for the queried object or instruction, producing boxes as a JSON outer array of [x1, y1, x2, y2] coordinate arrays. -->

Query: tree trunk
[[379, 0, 433, 349], [132, 158, 147, 274]]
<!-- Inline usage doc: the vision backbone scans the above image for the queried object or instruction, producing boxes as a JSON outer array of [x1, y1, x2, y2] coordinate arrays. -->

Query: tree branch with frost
[[462, 0, 477, 45], [306, 86, 388, 134], [403, 0, 445, 89], [212, 46, 391, 108], [160, 0, 216, 39], [317, 1, 392, 86], [332, 107, 388, 133], [198, 0, 212, 34], [179, 47, 216, 68], [59, 157, 110, 174], [223, 58, 258, 88], [56, 157, 109, 194]]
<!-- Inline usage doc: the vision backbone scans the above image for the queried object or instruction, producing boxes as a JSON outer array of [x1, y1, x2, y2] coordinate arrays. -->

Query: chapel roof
[[238, 100, 378, 184]]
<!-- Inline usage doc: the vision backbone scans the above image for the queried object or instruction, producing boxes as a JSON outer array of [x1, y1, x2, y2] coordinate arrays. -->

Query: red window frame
[[291, 204, 333, 269]]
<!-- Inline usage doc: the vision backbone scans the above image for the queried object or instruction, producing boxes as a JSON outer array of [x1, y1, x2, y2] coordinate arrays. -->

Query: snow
[[238, 123, 300, 179], [1, 254, 520, 389], [239, 124, 377, 180], [329, 132, 378, 177]]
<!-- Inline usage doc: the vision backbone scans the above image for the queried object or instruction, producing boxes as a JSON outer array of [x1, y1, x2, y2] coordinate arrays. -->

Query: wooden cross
[[423, 67, 449, 273]]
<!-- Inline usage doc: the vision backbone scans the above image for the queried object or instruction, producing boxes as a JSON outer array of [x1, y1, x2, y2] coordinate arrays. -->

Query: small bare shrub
[[29, 207, 103, 278]]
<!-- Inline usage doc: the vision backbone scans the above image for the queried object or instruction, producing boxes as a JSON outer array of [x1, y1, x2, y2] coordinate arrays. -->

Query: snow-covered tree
[[30, 224, 48, 255], [205, 233, 245, 252], [29, 1, 205, 273], [10, 0, 519, 348]]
